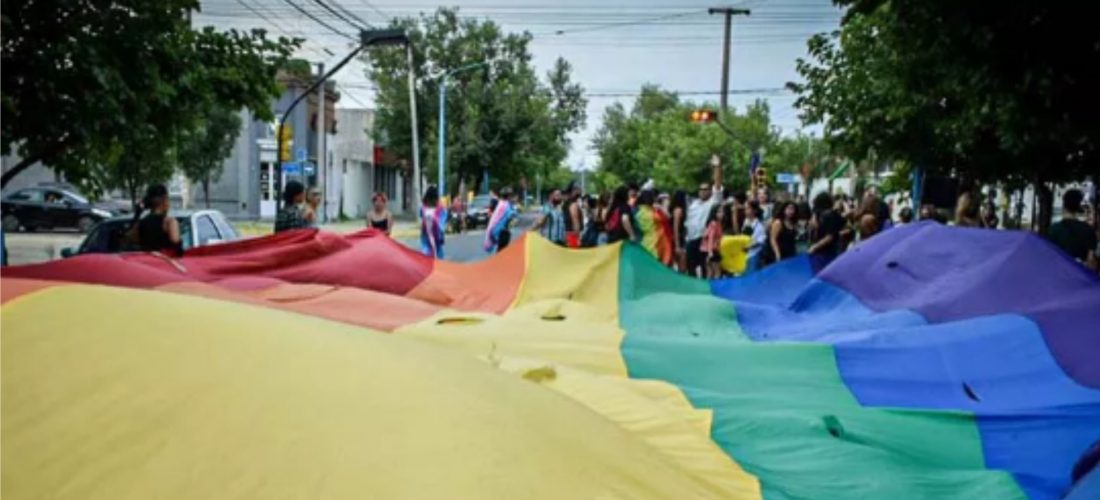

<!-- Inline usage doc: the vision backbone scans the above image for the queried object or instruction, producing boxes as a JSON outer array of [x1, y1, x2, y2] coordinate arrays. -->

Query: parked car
[[2, 187, 114, 233], [465, 195, 494, 229], [60, 209, 239, 257]]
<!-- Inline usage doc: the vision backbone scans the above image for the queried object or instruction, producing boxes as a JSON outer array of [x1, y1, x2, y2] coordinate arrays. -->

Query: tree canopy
[[789, 1, 1100, 188], [179, 106, 243, 208], [365, 8, 587, 196], [1, 0, 297, 192], [592, 85, 821, 195]]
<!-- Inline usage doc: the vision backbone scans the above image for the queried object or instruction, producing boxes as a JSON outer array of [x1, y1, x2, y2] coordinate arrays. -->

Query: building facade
[[331, 108, 403, 218]]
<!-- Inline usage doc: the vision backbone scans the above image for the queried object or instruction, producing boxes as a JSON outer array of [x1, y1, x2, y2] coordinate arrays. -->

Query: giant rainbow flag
[[2, 221, 1098, 499]]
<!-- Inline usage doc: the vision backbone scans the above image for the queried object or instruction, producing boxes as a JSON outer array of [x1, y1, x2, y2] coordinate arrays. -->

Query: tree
[[592, 85, 786, 195], [365, 8, 586, 197], [179, 107, 243, 208], [789, 1, 1100, 232], [1, 0, 297, 193]]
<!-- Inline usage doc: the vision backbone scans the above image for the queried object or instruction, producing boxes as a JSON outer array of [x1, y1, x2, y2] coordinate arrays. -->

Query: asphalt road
[[3, 232, 82, 265], [399, 213, 536, 263], [3, 213, 538, 266]]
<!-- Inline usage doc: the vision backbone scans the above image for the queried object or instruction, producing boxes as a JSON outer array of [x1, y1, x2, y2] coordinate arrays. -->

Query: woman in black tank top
[[764, 201, 798, 264], [135, 184, 182, 255], [368, 192, 394, 236]]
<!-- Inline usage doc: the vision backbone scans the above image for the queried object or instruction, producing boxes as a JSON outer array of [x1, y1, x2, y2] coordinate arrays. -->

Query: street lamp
[[425, 60, 497, 198], [276, 29, 420, 208]]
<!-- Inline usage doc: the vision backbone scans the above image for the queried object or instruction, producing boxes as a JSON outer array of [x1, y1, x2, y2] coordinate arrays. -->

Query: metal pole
[[708, 8, 750, 114], [438, 75, 447, 197], [276, 44, 365, 210], [406, 44, 422, 204], [719, 13, 731, 113], [316, 62, 326, 222]]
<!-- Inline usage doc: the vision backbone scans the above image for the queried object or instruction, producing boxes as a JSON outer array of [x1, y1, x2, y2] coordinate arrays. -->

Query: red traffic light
[[691, 109, 717, 123]]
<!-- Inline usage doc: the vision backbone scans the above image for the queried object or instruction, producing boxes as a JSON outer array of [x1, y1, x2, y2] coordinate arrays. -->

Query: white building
[[331, 108, 403, 218]]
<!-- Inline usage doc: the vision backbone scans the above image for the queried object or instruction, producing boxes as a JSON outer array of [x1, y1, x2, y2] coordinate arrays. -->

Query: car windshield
[[65, 191, 89, 204], [470, 196, 492, 209]]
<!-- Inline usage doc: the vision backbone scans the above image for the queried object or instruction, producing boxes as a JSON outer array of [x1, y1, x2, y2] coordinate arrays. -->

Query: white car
[[61, 209, 239, 257]]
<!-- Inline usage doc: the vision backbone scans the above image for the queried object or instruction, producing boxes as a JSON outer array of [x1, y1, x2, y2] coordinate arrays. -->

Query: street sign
[[775, 173, 801, 184], [303, 162, 315, 176], [282, 162, 301, 175], [295, 147, 307, 163]]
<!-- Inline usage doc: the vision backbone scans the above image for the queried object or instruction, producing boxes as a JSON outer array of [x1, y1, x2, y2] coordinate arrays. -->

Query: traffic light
[[690, 109, 717, 124], [278, 124, 293, 162]]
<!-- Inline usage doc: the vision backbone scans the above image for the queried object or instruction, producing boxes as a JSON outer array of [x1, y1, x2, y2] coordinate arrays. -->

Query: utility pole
[[438, 75, 448, 197], [316, 62, 326, 222], [406, 45, 421, 204], [708, 7, 750, 113], [429, 60, 496, 197]]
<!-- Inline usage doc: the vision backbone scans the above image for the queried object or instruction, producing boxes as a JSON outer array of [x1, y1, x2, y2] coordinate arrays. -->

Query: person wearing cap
[[275, 180, 309, 233]]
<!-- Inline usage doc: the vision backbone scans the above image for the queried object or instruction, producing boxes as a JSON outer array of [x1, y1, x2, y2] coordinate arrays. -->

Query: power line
[[308, 0, 365, 30], [356, 0, 392, 23], [529, 10, 706, 36], [337, 84, 372, 107], [586, 87, 790, 97], [278, 0, 357, 40], [330, 0, 375, 28]]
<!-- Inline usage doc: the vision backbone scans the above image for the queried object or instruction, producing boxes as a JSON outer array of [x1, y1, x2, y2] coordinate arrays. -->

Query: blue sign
[[303, 162, 315, 176], [775, 173, 800, 184], [295, 147, 308, 163], [282, 162, 301, 175]]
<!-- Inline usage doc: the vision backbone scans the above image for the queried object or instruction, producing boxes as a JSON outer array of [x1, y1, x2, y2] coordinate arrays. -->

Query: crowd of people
[[514, 161, 1099, 277], [260, 170, 1098, 276]]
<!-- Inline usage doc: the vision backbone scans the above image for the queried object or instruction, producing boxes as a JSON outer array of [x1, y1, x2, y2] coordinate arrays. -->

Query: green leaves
[[1, 0, 297, 190], [366, 8, 586, 195], [593, 87, 819, 194], [791, 0, 1099, 185]]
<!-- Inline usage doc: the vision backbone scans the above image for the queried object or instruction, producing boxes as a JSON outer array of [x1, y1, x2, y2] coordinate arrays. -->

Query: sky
[[196, 0, 843, 169]]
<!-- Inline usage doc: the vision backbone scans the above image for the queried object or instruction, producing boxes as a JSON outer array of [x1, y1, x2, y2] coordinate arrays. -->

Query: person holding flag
[[419, 186, 447, 259], [635, 180, 674, 265], [484, 187, 518, 254]]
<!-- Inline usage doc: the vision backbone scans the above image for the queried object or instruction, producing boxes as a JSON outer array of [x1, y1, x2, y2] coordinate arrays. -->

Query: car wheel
[[2, 214, 20, 232], [77, 215, 96, 233]]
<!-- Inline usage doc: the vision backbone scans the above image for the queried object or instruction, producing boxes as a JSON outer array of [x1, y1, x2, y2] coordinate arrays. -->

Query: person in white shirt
[[742, 200, 767, 272], [684, 155, 723, 277]]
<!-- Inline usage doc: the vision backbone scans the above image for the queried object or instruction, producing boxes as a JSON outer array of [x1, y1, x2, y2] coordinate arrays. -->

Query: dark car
[[2, 187, 114, 233], [61, 209, 239, 257], [466, 195, 494, 229]]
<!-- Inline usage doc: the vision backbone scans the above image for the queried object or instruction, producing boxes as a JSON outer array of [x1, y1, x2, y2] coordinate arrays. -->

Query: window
[[195, 215, 220, 246], [178, 218, 194, 251], [7, 189, 43, 202], [44, 190, 66, 204], [211, 214, 238, 241]]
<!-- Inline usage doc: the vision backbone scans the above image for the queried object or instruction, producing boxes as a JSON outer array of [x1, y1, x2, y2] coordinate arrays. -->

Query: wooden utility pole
[[708, 7, 750, 113]]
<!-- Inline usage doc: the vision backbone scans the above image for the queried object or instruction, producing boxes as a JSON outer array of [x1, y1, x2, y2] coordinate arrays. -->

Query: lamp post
[[430, 60, 494, 198], [276, 29, 414, 209]]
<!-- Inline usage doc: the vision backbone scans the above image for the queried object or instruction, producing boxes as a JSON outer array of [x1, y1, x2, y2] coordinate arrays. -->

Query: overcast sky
[[197, 0, 842, 169]]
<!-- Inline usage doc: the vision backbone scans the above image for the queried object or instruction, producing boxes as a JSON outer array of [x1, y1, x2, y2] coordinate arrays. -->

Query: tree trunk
[[203, 178, 211, 209], [0, 154, 44, 188], [1036, 182, 1054, 236]]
